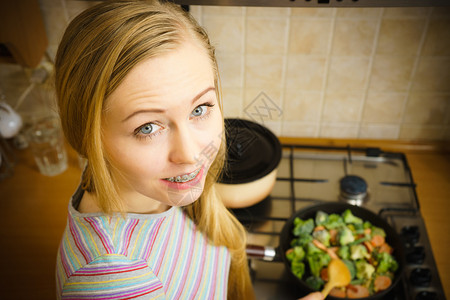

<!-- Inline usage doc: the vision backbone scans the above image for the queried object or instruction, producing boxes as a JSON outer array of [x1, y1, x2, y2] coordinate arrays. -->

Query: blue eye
[[191, 105, 206, 117], [140, 124, 154, 134]]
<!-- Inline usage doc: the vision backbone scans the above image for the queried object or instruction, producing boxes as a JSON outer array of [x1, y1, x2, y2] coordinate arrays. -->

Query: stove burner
[[339, 175, 369, 205]]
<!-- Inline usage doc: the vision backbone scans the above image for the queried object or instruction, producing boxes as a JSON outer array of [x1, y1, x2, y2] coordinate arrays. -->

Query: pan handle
[[246, 244, 278, 261]]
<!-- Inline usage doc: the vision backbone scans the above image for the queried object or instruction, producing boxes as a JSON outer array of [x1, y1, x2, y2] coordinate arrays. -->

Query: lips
[[161, 167, 204, 190]]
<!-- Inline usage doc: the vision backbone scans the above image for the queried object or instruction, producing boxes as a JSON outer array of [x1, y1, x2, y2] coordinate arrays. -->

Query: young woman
[[54, 1, 323, 299]]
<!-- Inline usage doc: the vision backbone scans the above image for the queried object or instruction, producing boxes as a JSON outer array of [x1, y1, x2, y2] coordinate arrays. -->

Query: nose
[[168, 124, 198, 165]]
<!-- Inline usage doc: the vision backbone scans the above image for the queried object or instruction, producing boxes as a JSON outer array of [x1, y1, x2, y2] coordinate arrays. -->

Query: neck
[[78, 190, 170, 214]]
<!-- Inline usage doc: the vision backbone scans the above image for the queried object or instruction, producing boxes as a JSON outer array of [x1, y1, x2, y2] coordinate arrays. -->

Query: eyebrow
[[121, 86, 215, 123]]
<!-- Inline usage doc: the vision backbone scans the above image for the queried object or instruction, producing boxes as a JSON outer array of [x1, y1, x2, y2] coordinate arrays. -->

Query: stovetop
[[232, 144, 446, 300]]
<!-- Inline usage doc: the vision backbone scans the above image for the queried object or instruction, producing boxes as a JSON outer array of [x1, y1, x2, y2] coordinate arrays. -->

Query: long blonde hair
[[55, 1, 254, 299]]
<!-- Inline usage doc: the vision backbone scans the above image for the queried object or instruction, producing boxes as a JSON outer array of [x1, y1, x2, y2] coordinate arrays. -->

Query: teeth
[[166, 169, 200, 183]]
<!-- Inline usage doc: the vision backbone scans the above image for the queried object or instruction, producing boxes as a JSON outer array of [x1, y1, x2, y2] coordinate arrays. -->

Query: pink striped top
[[56, 190, 230, 299]]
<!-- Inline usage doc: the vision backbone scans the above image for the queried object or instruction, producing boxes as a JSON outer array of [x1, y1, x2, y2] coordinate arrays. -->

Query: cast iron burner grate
[[234, 144, 446, 300]]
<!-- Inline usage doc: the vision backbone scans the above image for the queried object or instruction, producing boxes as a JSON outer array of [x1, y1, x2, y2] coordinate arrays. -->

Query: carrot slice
[[312, 239, 338, 259], [364, 241, 374, 253], [329, 287, 346, 298], [374, 275, 392, 292], [314, 225, 325, 232], [329, 229, 338, 245], [378, 243, 392, 254], [346, 285, 370, 298], [371, 235, 385, 247]]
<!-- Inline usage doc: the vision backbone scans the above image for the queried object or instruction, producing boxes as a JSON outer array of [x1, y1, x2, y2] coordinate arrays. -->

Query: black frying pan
[[246, 202, 405, 300]]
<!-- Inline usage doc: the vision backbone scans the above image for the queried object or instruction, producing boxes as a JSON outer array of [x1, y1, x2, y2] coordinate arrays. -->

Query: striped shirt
[[56, 189, 230, 299]]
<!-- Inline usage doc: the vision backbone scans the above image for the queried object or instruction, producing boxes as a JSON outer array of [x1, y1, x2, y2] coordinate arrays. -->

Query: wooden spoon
[[321, 259, 351, 298]]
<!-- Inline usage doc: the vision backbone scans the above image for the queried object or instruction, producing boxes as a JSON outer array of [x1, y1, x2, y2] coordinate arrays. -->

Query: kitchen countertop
[[0, 138, 449, 299]]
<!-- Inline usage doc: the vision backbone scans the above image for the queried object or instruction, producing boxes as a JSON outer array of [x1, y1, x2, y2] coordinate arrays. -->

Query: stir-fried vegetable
[[286, 209, 398, 297]]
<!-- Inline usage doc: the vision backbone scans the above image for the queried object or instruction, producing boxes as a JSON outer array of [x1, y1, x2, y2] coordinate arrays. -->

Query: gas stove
[[232, 144, 446, 300]]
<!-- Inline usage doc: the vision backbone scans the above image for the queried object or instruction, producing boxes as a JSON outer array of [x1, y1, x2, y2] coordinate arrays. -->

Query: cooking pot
[[246, 202, 405, 300], [217, 118, 281, 208]]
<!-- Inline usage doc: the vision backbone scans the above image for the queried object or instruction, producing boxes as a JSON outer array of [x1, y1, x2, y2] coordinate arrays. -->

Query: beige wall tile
[[244, 55, 284, 88], [362, 92, 406, 123], [332, 19, 378, 56], [322, 92, 364, 122], [282, 121, 318, 137], [336, 8, 382, 19], [376, 18, 426, 56], [403, 93, 450, 125], [421, 19, 450, 56], [285, 55, 326, 91], [288, 18, 332, 55], [221, 88, 243, 118], [412, 57, 450, 93], [202, 6, 244, 15], [40, 6, 68, 47], [384, 7, 431, 17], [319, 122, 359, 138], [399, 124, 446, 140], [359, 124, 400, 139], [247, 7, 289, 17], [243, 88, 283, 123], [291, 8, 334, 18], [216, 54, 243, 88], [369, 55, 415, 92], [326, 57, 370, 92], [283, 90, 322, 121], [246, 17, 288, 54], [203, 16, 244, 53]]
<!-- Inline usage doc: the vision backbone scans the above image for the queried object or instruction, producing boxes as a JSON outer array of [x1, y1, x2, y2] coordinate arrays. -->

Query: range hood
[[172, 0, 450, 7]]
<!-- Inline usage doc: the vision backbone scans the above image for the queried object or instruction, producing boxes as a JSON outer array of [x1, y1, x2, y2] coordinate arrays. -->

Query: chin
[[166, 186, 203, 207]]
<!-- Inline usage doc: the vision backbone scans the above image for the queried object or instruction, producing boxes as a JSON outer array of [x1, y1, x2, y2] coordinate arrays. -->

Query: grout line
[[240, 7, 247, 119], [356, 7, 384, 139], [279, 8, 292, 136], [316, 8, 337, 138], [398, 8, 433, 136]]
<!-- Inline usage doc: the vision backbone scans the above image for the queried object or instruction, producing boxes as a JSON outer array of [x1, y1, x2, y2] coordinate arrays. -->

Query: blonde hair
[[55, 1, 254, 299]]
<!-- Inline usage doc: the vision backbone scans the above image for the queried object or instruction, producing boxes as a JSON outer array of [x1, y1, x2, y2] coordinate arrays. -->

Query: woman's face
[[102, 42, 223, 213]]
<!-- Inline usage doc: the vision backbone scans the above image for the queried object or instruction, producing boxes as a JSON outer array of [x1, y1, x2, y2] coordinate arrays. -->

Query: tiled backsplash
[[2, 1, 450, 141]]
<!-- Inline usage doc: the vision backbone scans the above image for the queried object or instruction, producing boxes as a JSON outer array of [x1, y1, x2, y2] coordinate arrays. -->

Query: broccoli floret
[[342, 209, 363, 224], [305, 276, 325, 291], [350, 244, 370, 260], [291, 259, 305, 279], [342, 259, 356, 279], [337, 245, 350, 260], [312, 229, 331, 247], [371, 226, 386, 238], [315, 211, 328, 226], [323, 213, 345, 230], [355, 260, 375, 280], [363, 221, 372, 229], [374, 251, 398, 274], [338, 226, 355, 245], [306, 242, 322, 256], [307, 252, 331, 277], [286, 247, 305, 262], [293, 218, 315, 236]]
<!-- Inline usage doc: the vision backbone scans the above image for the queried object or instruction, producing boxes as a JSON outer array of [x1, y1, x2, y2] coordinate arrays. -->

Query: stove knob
[[407, 246, 426, 264], [402, 225, 420, 246], [410, 268, 432, 287], [416, 291, 438, 300]]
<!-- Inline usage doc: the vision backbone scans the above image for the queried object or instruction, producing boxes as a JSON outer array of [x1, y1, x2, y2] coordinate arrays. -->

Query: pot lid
[[219, 118, 281, 184]]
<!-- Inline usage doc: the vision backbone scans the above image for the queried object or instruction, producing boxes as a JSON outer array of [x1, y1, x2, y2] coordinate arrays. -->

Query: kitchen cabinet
[[0, 0, 48, 68]]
